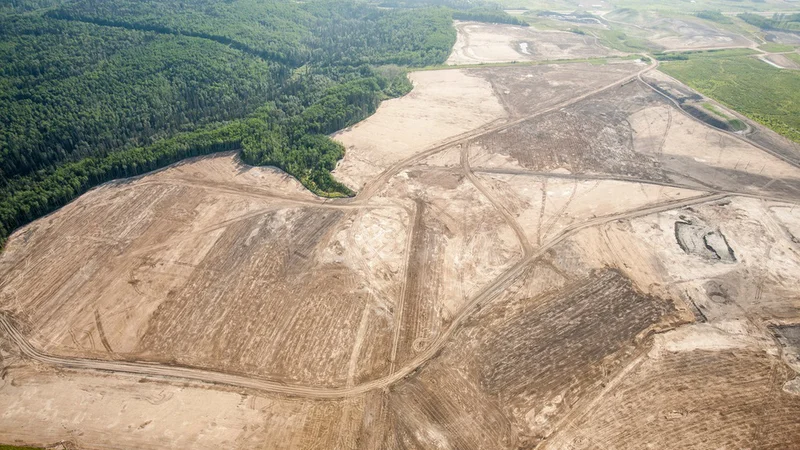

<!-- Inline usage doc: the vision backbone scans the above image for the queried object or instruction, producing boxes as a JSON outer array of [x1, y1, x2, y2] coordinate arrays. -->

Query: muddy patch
[[674, 216, 736, 263]]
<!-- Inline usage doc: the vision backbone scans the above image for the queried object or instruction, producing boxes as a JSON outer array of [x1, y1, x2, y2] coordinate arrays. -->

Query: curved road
[[4, 52, 793, 400], [0, 192, 726, 399]]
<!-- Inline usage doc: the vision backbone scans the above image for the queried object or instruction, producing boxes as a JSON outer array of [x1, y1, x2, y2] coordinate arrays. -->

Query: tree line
[[0, 0, 517, 246]]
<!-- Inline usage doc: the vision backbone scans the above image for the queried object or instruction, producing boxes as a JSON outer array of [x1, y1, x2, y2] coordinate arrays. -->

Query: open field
[[0, 153, 414, 388], [3, 17, 800, 450], [647, 18, 753, 51], [331, 69, 506, 191], [658, 48, 800, 144], [446, 21, 621, 65]]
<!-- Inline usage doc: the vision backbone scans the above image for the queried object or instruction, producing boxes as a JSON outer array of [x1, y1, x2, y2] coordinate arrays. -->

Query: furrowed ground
[[2, 16, 800, 450]]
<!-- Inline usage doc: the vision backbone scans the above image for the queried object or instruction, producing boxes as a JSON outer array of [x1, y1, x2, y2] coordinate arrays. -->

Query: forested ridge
[[0, 0, 517, 246]]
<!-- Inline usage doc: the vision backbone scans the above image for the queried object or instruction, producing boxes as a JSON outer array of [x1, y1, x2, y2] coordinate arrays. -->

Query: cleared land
[[764, 53, 800, 70], [331, 69, 506, 191], [2, 20, 800, 450], [446, 21, 620, 65], [658, 49, 800, 144]]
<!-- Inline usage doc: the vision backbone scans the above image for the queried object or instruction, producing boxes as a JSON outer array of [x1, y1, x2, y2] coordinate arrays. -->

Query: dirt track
[[0, 192, 725, 399], [3, 31, 800, 448]]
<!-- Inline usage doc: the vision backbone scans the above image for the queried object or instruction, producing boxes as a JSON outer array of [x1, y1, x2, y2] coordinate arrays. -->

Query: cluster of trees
[[695, 10, 731, 24], [306, 5, 458, 66], [49, 0, 313, 65], [653, 52, 690, 61], [452, 8, 528, 26], [0, 122, 243, 242], [739, 13, 800, 31], [0, 0, 468, 245]]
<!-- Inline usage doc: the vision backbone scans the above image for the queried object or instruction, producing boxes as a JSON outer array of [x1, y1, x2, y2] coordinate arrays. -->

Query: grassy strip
[[759, 43, 797, 53]]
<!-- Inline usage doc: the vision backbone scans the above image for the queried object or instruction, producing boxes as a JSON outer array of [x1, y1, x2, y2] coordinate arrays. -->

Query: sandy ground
[[2, 22, 800, 450], [474, 173, 706, 245], [765, 53, 800, 70], [446, 21, 620, 65], [0, 153, 411, 387], [468, 61, 643, 117], [0, 364, 369, 450], [630, 102, 800, 187], [331, 70, 506, 191]]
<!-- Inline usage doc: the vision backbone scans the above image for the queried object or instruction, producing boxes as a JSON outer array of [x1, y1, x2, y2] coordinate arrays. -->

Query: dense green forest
[[0, 0, 510, 246]]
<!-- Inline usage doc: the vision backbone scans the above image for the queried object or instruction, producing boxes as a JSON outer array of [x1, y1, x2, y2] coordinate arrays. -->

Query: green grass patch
[[759, 43, 797, 52], [728, 118, 747, 131], [594, 29, 653, 53], [702, 102, 732, 119], [660, 52, 800, 143], [0, 445, 42, 450], [701, 103, 747, 131]]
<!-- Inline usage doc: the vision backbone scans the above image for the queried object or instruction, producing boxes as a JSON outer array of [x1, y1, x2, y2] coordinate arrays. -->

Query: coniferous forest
[[0, 0, 521, 246]]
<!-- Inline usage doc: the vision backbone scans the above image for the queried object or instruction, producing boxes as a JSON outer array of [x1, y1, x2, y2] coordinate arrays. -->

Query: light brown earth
[[648, 18, 753, 51], [601, 10, 754, 51], [446, 21, 621, 65], [2, 22, 800, 450], [331, 69, 507, 191], [765, 53, 800, 70]]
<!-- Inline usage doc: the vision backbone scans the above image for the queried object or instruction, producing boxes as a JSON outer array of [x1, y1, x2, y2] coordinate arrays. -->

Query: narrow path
[[387, 199, 424, 374], [461, 145, 534, 255], [352, 55, 659, 205]]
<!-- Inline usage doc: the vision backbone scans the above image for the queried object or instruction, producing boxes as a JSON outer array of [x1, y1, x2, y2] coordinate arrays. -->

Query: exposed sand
[[2, 22, 800, 450], [331, 70, 506, 191], [446, 21, 620, 66]]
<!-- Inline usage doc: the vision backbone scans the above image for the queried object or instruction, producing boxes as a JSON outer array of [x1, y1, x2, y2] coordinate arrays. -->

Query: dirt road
[[0, 192, 727, 399]]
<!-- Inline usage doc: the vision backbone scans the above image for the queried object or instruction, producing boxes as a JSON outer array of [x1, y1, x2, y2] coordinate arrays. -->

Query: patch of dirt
[[385, 269, 681, 449], [543, 348, 800, 449], [446, 21, 621, 65], [0, 153, 410, 387], [469, 62, 642, 117], [0, 366, 368, 450], [766, 53, 800, 70], [648, 18, 753, 51], [674, 217, 736, 263], [331, 69, 507, 191]]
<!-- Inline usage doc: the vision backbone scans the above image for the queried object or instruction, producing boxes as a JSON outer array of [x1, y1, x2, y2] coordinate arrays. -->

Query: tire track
[[461, 144, 534, 255], [0, 193, 727, 399]]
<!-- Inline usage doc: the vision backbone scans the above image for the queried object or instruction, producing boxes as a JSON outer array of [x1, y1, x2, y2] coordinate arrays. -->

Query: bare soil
[[446, 21, 621, 65], [2, 22, 800, 450], [765, 53, 800, 70]]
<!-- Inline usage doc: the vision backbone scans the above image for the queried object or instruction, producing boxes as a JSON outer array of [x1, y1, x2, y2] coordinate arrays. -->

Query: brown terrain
[[2, 19, 800, 450]]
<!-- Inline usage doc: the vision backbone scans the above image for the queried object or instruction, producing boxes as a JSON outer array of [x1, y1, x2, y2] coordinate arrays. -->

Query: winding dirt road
[[0, 192, 726, 399], [3, 53, 795, 401]]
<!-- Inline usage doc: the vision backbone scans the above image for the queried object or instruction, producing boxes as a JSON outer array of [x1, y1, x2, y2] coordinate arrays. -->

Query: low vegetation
[[659, 49, 800, 143], [595, 29, 651, 53], [738, 12, 800, 32], [702, 103, 746, 131], [695, 10, 731, 24], [759, 43, 797, 53]]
